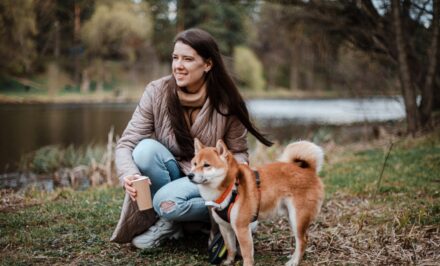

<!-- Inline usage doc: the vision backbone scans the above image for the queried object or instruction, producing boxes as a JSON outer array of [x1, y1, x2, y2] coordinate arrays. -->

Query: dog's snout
[[188, 173, 195, 180]]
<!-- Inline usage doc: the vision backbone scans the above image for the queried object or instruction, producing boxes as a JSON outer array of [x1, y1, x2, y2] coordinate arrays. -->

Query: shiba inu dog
[[188, 139, 324, 266]]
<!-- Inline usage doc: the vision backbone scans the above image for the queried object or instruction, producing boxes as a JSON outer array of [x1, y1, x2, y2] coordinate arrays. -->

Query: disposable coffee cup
[[132, 176, 152, 211]]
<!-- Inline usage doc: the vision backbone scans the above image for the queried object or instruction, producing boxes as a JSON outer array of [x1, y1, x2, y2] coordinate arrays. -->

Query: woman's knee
[[153, 188, 183, 220], [132, 139, 165, 172]]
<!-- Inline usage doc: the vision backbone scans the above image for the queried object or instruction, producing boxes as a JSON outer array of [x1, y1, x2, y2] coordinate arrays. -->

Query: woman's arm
[[115, 82, 157, 185]]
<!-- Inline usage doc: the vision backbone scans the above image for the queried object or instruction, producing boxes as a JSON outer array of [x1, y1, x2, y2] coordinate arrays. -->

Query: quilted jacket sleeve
[[115, 82, 156, 184]]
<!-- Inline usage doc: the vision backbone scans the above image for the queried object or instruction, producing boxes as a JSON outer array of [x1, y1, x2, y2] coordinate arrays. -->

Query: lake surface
[[0, 97, 405, 172], [249, 97, 405, 125]]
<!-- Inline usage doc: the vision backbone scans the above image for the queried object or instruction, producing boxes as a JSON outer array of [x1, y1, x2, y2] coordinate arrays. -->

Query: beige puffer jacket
[[115, 75, 249, 183]]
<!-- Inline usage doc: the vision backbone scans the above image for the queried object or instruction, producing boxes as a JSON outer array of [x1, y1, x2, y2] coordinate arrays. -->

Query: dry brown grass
[[255, 192, 439, 265], [0, 189, 42, 212]]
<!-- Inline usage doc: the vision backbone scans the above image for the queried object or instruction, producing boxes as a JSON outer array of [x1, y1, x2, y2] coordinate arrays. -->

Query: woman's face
[[172, 41, 212, 92]]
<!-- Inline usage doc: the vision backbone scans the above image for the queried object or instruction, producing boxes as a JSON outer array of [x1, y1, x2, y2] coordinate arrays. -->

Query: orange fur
[[190, 139, 325, 266]]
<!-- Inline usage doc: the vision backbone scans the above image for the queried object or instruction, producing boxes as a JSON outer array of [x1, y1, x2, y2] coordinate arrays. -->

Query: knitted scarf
[[176, 85, 207, 129]]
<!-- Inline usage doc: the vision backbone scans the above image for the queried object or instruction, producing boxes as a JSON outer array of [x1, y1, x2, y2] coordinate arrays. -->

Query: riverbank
[[0, 86, 401, 104], [1, 130, 439, 265], [0, 91, 137, 104], [0, 98, 409, 173]]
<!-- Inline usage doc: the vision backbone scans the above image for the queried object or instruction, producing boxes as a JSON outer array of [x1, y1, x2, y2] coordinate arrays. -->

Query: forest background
[[1, 0, 439, 136]]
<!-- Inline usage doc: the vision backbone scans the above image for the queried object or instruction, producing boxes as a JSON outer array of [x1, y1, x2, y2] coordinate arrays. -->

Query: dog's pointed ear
[[194, 138, 204, 154], [216, 139, 228, 158]]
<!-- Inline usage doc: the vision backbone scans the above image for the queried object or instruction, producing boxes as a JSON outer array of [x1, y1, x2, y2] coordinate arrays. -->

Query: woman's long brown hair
[[167, 28, 273, 159]]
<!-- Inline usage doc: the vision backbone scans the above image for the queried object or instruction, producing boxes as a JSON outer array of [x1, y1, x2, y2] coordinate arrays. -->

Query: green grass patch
[[323, 138, 440, 198], [322, 132, 440, 228]]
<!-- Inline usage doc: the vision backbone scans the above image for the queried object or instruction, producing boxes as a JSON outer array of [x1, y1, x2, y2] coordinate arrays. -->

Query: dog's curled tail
[[278, 141, 324, 174]]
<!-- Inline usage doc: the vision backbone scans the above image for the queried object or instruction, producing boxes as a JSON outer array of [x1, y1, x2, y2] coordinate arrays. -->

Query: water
[[0, 97, 405, 172], [248, 97, 405, 125]]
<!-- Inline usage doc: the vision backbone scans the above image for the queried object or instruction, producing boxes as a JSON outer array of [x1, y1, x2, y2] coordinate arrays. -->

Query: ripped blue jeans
[[132, 139, 209, 222]]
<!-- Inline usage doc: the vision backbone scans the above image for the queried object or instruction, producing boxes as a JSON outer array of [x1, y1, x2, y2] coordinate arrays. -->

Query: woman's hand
[[124, 174, 140, 201], [124, 174, 152, 201]]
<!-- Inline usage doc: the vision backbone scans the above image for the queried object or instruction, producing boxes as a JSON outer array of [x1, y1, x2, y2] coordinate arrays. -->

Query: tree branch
[[412, 0, 434, 17]]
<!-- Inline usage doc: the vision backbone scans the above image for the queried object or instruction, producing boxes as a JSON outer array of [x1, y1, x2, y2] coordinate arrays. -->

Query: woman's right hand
[[124, 174, 140, 201]]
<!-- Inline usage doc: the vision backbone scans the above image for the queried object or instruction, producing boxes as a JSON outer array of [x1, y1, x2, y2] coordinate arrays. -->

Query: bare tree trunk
[[435, 76, 440, 111], [304, 44, 314, 90], [47, 62, 59, 97], [96, 59, 104, 93], [177, 0, 188, 32], [54, 20, 60, 58], [264, 57, 276, 90], [420, 0, 440, 129], [80, 68, 90, 93], [73, 4, 81, 85], [290, 42, 301, 90], [289, 63, 300, 90], [392, 0, 420, 135]]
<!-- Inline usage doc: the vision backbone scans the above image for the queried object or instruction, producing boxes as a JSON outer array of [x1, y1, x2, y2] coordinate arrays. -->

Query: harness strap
[[214, 182, 234, 205], [215, 190, 237, 223], [213, 169, 261, 224]]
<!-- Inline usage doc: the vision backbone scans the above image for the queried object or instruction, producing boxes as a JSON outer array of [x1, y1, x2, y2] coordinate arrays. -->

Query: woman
[[115, 28, 272, 249]]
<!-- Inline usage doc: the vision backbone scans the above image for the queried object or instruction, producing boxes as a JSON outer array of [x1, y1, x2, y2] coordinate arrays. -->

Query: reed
[[18, 128, 118, 189]]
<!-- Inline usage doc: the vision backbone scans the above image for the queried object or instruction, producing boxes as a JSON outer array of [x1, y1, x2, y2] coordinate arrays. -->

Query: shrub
[[30, 146, 63, 174], [20, 145, 106, 174], [233, 46, 266, 91]]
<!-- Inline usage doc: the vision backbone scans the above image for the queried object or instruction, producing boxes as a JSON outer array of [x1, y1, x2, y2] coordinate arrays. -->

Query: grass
[[1, 130, 439, 265]]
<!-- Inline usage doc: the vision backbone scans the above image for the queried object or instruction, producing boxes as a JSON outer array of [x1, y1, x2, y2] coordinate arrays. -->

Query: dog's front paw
[[285, 253, 300, 266]]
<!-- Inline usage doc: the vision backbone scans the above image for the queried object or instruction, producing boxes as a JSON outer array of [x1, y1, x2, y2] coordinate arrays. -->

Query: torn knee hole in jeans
[[160, 201, 176, 214]]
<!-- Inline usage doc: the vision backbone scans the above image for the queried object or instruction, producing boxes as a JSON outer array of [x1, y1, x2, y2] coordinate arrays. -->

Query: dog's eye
[[203, 163, 210, 168], [193, 162, 197, 166]]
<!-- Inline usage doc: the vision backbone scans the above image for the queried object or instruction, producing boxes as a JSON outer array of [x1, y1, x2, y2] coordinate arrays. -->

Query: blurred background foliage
[[0, 0, 439, 134], [233, 45, 266, 91]]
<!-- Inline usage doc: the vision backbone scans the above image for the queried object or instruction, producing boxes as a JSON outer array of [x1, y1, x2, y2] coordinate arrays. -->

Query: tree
[[81, 1, 153, 92], [277, 0, 439, 135], [178, 0, 257, 55], [392, 0, 421, 133], [255, 2, 344, 91], [145, 0, 257, 58], [419, 0, 439, 129], [254, 2, 290, 89], [33, 0, 95, 70], [0, 0, 37, 75], [82, 2, 152, 59], [234, 46, 266, 91], [145, 0, 176, 61]]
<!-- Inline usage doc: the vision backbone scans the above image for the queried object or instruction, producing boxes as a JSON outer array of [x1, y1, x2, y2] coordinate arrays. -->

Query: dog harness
[[206, 170, 261, 224]]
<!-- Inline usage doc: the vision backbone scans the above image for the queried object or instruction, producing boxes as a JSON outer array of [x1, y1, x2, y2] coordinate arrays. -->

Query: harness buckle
[[205, 201, 222, 209]]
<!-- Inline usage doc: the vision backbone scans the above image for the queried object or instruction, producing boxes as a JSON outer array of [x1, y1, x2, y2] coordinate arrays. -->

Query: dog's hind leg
[[285, 198, 309, 266], [219, 225, 237, 265]]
